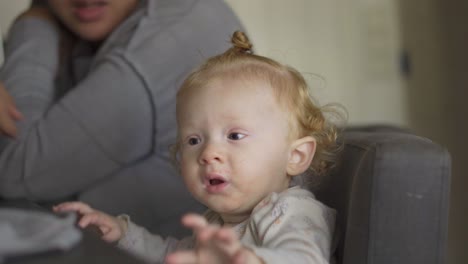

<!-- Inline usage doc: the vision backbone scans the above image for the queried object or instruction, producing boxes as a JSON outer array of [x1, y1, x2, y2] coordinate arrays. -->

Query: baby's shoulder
[[252, 187, 334, 221]]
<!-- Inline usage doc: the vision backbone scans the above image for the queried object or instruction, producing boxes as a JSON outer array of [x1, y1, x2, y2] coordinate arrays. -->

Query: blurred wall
[[0, 0, 30, 37], [225, 0, 408, 126], [398, 1, 467, 263], [0, 0, 30, 66]]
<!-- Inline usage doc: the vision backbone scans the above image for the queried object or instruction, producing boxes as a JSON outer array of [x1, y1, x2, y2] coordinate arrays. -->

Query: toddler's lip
[[204, 173, 227, 185], [203, 173, 230, 193]]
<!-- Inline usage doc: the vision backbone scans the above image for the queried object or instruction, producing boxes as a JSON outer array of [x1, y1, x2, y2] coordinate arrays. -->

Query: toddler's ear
[[287, 136, 316, 176]]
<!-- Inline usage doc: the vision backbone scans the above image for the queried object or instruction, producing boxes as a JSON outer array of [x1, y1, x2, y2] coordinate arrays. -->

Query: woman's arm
[[0, 16, 60, 136], [0, 15, 153, 200]]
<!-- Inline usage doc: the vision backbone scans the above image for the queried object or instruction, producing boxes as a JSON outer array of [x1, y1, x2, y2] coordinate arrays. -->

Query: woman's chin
[[74, 25, 112, 42]]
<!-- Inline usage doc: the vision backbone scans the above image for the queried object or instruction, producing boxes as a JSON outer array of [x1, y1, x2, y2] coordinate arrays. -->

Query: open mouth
[[204, 175, 229, 193], [209, 179, 225, 185]]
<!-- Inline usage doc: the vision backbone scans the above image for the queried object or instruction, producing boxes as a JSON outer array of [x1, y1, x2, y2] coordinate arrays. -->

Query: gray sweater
[[0, 0, 244, 237]]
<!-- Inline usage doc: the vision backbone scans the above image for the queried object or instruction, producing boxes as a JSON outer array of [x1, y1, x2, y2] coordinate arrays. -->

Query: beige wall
[[0, 0, 30, 37], [225, 0, 407, 126], [0, 0, 30, 66]]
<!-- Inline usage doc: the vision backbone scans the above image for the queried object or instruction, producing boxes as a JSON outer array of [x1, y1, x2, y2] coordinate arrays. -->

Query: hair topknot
[[230, 31, 253, 54]]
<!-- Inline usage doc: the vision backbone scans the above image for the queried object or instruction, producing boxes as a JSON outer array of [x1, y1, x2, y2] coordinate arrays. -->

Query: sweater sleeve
[[117, 215, 179, 263], [0, 18, 59, 131], [247, 189, 336, 264], [0, 17, 153, 200]]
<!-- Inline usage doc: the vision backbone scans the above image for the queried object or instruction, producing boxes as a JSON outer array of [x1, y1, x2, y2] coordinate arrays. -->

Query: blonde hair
[[176, 31, 345, 184]]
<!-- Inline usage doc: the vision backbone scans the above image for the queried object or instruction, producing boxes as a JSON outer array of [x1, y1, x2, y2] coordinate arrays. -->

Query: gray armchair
[[315, 125, 451, 264]]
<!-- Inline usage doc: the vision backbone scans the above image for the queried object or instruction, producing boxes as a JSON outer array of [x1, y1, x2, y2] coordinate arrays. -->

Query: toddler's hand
[[165, 213, 264, 264], [53, 201, 126, 243]]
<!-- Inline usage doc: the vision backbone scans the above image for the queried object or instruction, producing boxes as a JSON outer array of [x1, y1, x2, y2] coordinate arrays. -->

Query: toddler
[[54, 31, 341, 264]]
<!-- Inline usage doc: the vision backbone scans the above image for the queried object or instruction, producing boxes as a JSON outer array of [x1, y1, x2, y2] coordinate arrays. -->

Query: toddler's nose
[[198, 143, 223, 164]]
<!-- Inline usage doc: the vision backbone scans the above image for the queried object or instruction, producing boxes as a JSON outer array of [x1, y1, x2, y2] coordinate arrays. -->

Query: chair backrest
[[314, 125, 451, 264]]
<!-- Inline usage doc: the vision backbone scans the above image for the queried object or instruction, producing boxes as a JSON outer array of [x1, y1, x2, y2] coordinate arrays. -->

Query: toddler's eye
[[228, 132, 246, 140], [188, 137, 201, 145]]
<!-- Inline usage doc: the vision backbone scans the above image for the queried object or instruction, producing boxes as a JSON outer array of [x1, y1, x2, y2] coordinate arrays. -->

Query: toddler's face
[[177, 77, 294, 223], [47, 0, 139, 42]]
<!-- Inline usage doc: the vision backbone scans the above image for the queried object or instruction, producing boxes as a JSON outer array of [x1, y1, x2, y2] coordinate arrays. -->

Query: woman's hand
[[0, 83, 23, 138], [165, 214, 264, 264], [53, 201, 126, 243]]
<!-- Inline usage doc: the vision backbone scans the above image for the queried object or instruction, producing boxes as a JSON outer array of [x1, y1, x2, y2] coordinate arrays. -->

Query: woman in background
[[0, 0, 244, 238]]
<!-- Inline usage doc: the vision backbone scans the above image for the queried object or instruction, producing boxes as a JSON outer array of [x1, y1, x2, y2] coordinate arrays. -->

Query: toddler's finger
[[101, 227, 121, 243], [53, 201, 93, 214], [77, 212, 106, 228], [211, 227, 244, 258], [77, 214, 93, 228], [78, 213, 116, 240], [197, 225, 219, 244], [100, 225, 111, 234], [52, 203, 73, 212], [181, 213, 208, 232], [165, 250, 197, 264], [232, 250, 248, 264], [216, 227, 237, 243]]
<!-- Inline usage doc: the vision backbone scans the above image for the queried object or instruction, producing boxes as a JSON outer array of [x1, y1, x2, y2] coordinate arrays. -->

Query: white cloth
[[0, 209, 81, 262]]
